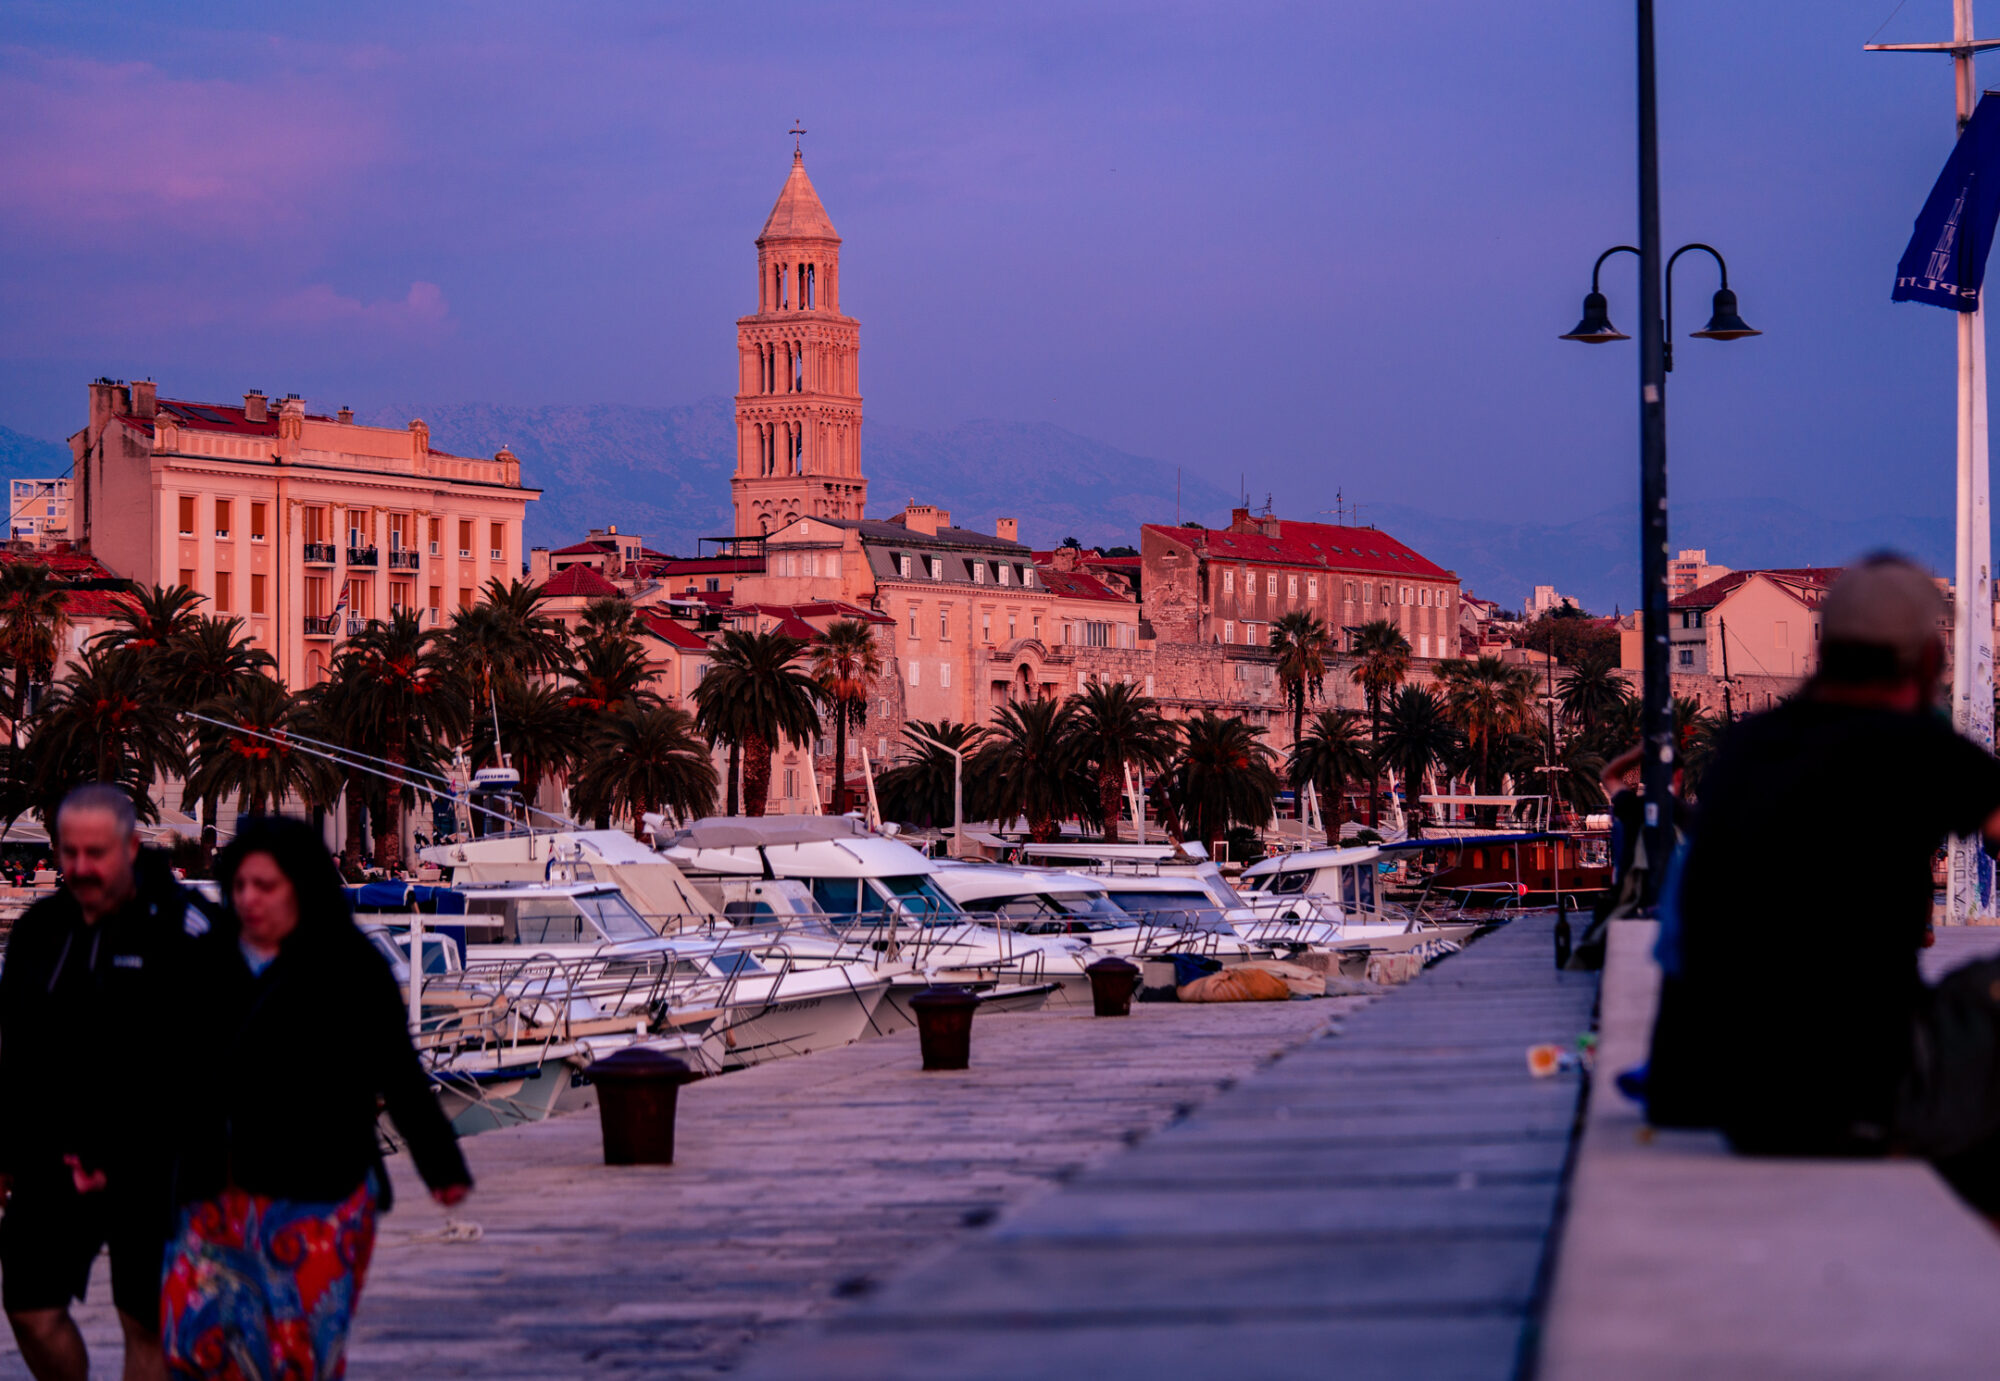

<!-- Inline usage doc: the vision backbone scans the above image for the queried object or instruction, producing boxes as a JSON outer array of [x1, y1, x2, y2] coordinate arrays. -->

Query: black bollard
[[1085, 956, 1142, 1017], [909, 985, 980, 1070], [586, 1046, 701, 1165]]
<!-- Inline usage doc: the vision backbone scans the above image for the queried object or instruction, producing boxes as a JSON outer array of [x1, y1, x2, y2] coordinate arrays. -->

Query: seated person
[[1650, 555, 2000, 1211]]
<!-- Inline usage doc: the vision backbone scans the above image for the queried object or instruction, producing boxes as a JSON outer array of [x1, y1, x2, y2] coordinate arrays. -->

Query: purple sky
[[0, 0, 1988, 535]]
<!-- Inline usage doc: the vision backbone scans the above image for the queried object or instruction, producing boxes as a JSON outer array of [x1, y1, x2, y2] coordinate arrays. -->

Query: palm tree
[[329, 611, 468, 870], [1348, 619, 1411, 826], [572, 703, 717, 837], [0, 560, 71, 781], [808, 619, 882, 815], [690, 629, 821, 816], [970, 697, 1091, 842], [443, 579, 569, 758], [579, 596, 644, 644], [1376, 686, 1461, 835], [1558, 648, 1634, 734], [91, 581, 203, 661], [876, 720, 979, 827], [1158, 713, 1280, 854], [183, 674, 339, 823], [1288, 708, 1373, 838], [1435, 655, 1538, 811], [466, 680, 591, 811], [170, 615, 277, 867], [1269, 611, 1331, 817], [1066, 680, 1177, 843], [24, 647, 188, 826]]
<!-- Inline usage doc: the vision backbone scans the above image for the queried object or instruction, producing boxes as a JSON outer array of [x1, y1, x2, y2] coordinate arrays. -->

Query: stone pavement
[[739, 912, 1599, 1381]]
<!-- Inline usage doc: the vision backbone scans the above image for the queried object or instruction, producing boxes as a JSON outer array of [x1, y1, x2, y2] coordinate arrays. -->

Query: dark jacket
[[0, 851, 206, 1179], [173, 896, 470, 1208]]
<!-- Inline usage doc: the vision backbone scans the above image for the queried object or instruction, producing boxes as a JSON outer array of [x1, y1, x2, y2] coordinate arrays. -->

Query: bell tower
[[732, 141, 866, 537]]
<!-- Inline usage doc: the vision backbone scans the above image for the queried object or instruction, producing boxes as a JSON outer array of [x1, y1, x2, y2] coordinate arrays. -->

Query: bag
[[1179, 967, 1294, 1003]]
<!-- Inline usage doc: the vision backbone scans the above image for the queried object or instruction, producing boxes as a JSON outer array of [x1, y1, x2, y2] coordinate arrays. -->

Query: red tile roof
[[1144, 520, 1455, 580], [1033, 566, 1131, 603], [639, 611, 711, 651], [1671, 567, 1841, 610], [732, 600, 894, 627], [662, 556, 764, 574], [539, 565, 622, 600], [549, 539, 616, 557]]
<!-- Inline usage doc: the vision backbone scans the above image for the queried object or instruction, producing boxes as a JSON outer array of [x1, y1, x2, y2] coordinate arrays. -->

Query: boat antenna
[[489, 687, 509, 769]]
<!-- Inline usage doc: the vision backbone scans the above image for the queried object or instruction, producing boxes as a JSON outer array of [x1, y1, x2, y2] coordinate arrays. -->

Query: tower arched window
[[793, 344, 804, 393]]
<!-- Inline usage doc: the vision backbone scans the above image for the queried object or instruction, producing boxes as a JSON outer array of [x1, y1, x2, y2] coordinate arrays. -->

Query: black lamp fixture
[[1560, 290, 1630, 344], [1562, 242, 1758, 369], [1689, 284, 1760, 341]]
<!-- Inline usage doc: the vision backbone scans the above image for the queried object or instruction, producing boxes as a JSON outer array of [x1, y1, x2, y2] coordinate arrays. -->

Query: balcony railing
[[347, 617, 369, 636], [388, 549, 421, 570], [303, 614, 338, 636], [303, 543, 336, 565], [347, 545, 378, 567]]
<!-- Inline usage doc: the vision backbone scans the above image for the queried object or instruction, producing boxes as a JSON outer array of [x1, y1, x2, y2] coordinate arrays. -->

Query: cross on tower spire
[[790, 121, 806, 155]]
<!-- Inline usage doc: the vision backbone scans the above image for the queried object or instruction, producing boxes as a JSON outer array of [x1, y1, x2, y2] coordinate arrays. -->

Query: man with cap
[[1653, 553, 2000, 1206]]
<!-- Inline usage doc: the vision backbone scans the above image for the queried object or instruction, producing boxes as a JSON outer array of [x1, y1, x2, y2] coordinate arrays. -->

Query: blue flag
[[1895, 94, 2000, 312]]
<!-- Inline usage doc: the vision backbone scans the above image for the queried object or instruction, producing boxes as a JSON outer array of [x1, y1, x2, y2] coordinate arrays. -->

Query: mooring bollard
[[909, 984, 979, 1070], [1085, 956, 1142, 1017], [585, 1046, 700, 1165]]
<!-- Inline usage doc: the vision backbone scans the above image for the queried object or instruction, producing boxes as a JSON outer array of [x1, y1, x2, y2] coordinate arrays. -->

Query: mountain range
[[0, 404, 1973, 615]]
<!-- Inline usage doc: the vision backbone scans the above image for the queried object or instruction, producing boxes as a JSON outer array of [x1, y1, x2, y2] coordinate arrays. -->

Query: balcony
[[388, 549, 421, 570], [347, 545, 378, 568], [303, 543, 337, 565], [303, 614, 338, 636], [347, 617, 369, 636]]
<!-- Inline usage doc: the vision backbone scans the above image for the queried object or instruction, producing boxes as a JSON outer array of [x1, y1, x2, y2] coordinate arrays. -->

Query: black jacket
[[0, 851, 207, 1179], [173, 899, 470, 1208]]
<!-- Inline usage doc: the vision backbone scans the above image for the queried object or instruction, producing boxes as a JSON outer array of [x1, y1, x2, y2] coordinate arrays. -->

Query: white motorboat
[[1237, 844, 1479, 952]]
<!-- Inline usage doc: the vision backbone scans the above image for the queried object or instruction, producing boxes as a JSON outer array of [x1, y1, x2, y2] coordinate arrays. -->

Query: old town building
[[1141, 509, 1462, 659], [71, 379, 537, 688]]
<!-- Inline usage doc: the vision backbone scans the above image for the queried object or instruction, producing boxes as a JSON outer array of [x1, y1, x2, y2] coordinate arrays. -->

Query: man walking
[[1653, 555, 2000, 1208], [0, 786, 209, 1381]]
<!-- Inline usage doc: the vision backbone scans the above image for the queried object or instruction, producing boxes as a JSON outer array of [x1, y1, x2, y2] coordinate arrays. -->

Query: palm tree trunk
[[341, 786, 364, 869], [743, 732, 773, 816], [832, 711, 849, 816], [1100, 763, 1122, 844], [1367, 689, 1381, 828], [726, 742, 741, 815], [379, 743, 407, 872], [1293, 702, 1307, 823]]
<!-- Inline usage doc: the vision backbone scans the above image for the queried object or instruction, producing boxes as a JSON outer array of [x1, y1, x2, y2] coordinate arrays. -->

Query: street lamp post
[[905, 728, 963, 859], [1559, 0, 1760, 902]]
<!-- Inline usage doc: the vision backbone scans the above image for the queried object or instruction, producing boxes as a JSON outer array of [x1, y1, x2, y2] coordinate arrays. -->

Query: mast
[[1869, 2, 2000, 923]]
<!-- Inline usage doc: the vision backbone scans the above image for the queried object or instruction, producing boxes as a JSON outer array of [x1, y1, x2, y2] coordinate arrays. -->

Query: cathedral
[[731, 148, 867, 536]]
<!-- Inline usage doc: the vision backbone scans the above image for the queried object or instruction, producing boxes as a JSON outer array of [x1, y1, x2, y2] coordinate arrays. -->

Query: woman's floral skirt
[[160, 1178, 378, 1380]]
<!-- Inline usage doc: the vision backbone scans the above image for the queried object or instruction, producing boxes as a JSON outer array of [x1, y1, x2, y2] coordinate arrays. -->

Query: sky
[[0, 0, 1989, 545]]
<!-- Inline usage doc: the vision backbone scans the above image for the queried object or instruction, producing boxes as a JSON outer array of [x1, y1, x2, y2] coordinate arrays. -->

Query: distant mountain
[[0, 423, 69, 486], [1369, 499, 1960, 615], [360, 398, 1238, 555]]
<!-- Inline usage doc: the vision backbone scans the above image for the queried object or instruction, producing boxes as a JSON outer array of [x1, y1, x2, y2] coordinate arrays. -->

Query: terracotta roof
[[539, 566, 622, 600], [1143, 520, 1455, 580], [733, 600, 894, 627], [639, 611, 710, 651], [0, 550, 119, 580], [1033, 566, 1132, 603], [549, 539, 616, 557], [662, 556, 764, 574], [760, 151, 840, 242], [1671, 567, 1841, 611]]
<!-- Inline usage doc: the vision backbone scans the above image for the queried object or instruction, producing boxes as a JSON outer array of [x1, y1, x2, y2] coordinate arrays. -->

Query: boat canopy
[[346, 882, 468, 913], [658, 816, 875, 850], [1376, 831, 1565, 851]]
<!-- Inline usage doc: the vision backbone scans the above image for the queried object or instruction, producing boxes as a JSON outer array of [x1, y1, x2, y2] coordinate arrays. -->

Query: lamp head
[[1559, 290, 1630, 344], [1689, 286, 1760, 341]]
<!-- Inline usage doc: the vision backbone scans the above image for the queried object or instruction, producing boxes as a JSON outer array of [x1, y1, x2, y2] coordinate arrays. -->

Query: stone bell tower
[[732, 142, 866, 537]]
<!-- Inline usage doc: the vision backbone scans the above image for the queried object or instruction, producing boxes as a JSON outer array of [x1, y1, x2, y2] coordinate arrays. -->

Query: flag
[[332, 585, 350, 618], [1895, 93, 2000, 312]]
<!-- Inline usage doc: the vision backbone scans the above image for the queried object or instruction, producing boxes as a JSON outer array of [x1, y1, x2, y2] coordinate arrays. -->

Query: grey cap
[[1821, 554, 1945, 666]]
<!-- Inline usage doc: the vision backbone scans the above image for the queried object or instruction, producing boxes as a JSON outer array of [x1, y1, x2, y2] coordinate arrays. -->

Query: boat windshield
[[1106, 889, 1228, 931], [1257, 869, 1313, 897], [966, 892, 1136, 933], [871, 874, 960, 920], [709, 950, 769, 976], [1341, 866, 1376, 915], [1200, 873, 1249, 909], [505, 892, 654, 945]]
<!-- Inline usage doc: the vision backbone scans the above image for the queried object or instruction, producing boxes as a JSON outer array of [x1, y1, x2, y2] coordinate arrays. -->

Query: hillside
[[360, 398, 1238, 554]]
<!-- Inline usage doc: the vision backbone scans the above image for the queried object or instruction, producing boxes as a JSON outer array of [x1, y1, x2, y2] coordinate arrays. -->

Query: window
[[1223, 569, 1234, 595], [939, 607, 950, 640], [428, 517, 441, 551], [1678, 648, 1695, 667], [899, 554, 912, 578], [940, 662, 951, 687], [1007, 610, 1017, 640], [177, 496, 195, 535], [1308, 577, 1319, 601], [1402, 585, 1412, 605], [346, 579, 371, 620], [214, 499, 232, 538], [1362, 583, 1372, 604], [250, 503, 267, 541], [999, 564, 1012, 587], [1288, 575, 1298, 598], [346, 509, 370, 549], [490, 522, 504, 561], [1032, 613, 1043, 640], [428, 585, 442, 618], [304, 577, 328, 617], [1022, 568, 1034, 588], [929, 557, 944, 580], [214, 572, 232, 613], [1420, 587, 1430, 607], [1145, 674, 1155, 696], [1224, 620, 1235, 643], [909, 604, 920, 638], [973, 562, 985, 585], [249, 574, 266, 615], [981, 611, 992, 642], [706, 577, 720, 593], [1381, 583, 1392, 604], [908, 662, 920, 687], [1267, 573, 1278, 597], [1419, 633, 1430, 657], [302, 507, 328, 545], [388, 513, 409, 550], [458, 586, 472, 611], [178, 567, 195, 589], [458, 520, 473, 558], [391, 580, 415, 611]]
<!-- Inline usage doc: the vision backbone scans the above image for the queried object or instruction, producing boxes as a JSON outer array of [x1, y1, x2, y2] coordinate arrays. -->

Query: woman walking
[[161, 816, 470, 1379]]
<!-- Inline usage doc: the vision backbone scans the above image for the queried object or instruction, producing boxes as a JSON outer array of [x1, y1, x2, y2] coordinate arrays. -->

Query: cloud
[[0, 48, 385, 241], [268, 281, 452, 336]]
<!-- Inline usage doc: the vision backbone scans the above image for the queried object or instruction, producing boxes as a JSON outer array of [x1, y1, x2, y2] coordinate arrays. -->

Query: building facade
[[9, 477, 72, 548], [72, 379, 538, 688], [731, 150, 866, 536]]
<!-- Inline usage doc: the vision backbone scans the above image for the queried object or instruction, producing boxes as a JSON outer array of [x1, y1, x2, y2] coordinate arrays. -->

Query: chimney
[[1053, 546, 1081, 572], [1257, 515, 1281, 538], [495, 445, 519, 485], [244, 390, 268, 423], [903, 502, 940, 537], [337, 406, 353, 424], [996, 517, 1018, 543], [131, 379, 157, 419], [1229, 507, 1255, 534]]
